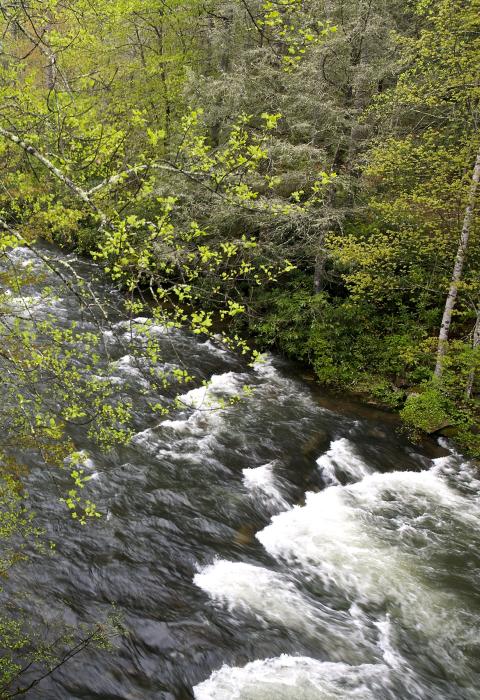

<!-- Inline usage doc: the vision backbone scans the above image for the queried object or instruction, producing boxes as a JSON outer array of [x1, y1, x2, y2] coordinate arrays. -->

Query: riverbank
[[51, 233, 479, 460], [240, 276, 480, 459]]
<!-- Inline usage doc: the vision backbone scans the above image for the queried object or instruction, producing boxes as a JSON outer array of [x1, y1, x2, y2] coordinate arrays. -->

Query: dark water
[[3, 245, 480, 699]]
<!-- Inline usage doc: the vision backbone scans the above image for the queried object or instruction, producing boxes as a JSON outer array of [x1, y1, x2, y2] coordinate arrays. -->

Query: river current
[[3, 244, 480, 699]]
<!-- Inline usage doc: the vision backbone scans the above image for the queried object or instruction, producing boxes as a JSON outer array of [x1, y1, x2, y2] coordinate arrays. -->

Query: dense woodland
[[0, 0, 478, 445], [0, 0, 479, 693]]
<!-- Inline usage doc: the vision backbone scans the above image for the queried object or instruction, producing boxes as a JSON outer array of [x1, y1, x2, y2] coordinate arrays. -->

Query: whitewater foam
[[252, 354, 278, 379], [193, 655, 390, 700], [194, 560, 377, 663], [242, 463, 290, 510], [256, 469, 479, 642], [431, 445, 480, 498], [178, 372, 244, 410], [316, 438, 372, 485]]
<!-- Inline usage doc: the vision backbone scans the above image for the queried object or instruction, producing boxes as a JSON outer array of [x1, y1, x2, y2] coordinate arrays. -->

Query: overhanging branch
[[0, 127, 109, 227]]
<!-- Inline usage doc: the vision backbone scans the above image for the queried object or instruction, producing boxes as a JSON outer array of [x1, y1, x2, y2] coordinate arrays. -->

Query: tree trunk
[[313, 243, 326, 293], [44, 24, 57, 90], [152, 20, 170, 154], [466, 307, 480, 398], [434, 146, 480, 379], [0, 127, 108, 227]]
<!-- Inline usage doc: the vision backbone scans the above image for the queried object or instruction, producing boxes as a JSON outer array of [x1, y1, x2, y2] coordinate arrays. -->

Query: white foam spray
[[316, 438, 372, 485], [194, 560, 377, 663], [256, 469, 479, 642], [242, 463, 290, 511], [193, 655, 390, 700]]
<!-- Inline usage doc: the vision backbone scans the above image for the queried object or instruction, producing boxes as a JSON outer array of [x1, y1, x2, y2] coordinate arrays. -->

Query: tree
[[435, 147, 480, 379], [333, 0, 480, 390], [184, 0, 411, 290]]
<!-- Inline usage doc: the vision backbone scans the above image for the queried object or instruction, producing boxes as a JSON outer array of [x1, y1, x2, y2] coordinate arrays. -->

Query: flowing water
[[3, 245, 480, 699]]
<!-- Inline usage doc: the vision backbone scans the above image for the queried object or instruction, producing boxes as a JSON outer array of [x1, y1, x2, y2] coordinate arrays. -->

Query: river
[[3, 244, 480, 699]]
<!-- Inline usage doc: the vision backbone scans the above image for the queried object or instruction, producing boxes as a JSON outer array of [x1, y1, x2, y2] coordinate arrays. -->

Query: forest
[[0, 0, 479, 697]]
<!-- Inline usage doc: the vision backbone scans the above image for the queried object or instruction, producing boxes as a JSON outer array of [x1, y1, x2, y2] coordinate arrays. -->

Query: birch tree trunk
[[434, 146, 480, 379], [0, 127, 109, 227], [466, 307, 480, 398], [44, 23, 57, 90]]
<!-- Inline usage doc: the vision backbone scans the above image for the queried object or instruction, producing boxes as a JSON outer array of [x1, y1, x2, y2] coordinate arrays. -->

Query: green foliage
[[0, 605, 121, 698], [251, 272, 429, 388], [401, 386, 454, 434], [259, 0, 336, 70], [400, 379, 480, 454], [0, 468, 121, 696], [0, 472, 39, 578]]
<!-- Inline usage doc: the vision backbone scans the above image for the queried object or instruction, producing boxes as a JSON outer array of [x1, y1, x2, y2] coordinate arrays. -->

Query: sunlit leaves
[[259, 0, 336, 70]]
